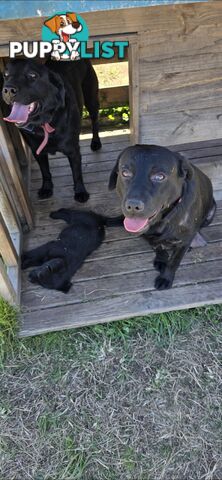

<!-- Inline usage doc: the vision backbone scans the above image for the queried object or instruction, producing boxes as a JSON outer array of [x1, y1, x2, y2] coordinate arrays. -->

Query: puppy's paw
[[38, 182, 53, 199], [74, 191, 90, 203], [28, 270, 38, 284], [154, 274, 173, 290], [91, 138, 102, 151]]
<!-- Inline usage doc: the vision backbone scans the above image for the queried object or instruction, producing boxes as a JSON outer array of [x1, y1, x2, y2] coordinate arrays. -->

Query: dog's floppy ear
[[44, 15, 59, 33], [108, 152, 123, 190], [67, 12, 80, 28], [176, 152, 194, 180], [48, 70, 66, 108], [108, 161, 118, 190]]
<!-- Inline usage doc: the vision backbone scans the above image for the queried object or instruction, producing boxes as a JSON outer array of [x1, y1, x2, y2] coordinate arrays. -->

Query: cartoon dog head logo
[[42, 12, 89, 60], [44, 13, 82, 42]]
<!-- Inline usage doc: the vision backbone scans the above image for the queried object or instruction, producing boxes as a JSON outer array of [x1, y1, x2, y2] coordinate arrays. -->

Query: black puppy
[[22, 209, 122, 293], [109, 144, 216, 290], [2, 58, 101, 202]]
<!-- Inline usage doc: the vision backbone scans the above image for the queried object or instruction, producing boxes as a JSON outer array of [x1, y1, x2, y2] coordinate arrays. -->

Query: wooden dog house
[[0, 0, 222, 336]]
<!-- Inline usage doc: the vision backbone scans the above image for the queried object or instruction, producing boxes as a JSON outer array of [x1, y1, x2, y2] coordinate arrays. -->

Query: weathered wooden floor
[[20, 131, 222, 336]]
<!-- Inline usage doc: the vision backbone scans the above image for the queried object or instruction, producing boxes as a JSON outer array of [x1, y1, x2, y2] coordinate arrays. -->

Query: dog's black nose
[[125, 198, 145, 213], [3, 86, 17, 96]]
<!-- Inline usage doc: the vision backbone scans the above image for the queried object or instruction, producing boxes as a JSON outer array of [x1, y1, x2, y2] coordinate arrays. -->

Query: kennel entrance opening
[[83, 36, 138, 144]]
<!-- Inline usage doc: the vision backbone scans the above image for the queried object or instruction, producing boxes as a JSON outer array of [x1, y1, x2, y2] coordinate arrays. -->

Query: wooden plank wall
[[138, 3, 222, 145], [0, 175, 21, 304], [0, 2, 222, 145]]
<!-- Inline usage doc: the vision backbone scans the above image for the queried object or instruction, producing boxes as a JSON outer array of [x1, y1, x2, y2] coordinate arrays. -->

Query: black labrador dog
[[22, 209, 122, 293], [109, 144, 216, 290], [2, 58, 101, 202]]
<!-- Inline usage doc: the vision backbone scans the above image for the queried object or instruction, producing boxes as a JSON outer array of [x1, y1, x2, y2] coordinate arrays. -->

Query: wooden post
[[0, 213, 18, 266], [0, 258, 17, 304], [128, 39, 139, 144], [0, 149, 22, 305], [0, 116, 33, 230]]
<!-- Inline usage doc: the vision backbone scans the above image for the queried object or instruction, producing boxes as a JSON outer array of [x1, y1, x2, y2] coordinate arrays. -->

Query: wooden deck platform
[[20, 132, 222, 337]]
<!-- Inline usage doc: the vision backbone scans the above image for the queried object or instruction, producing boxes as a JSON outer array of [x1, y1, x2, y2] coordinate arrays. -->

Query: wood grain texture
[[129, 41, 139, 144], [0, 188, 21, 303], [0, 258, 16, 304], [99, 85, 129, 108], [0, 117, 33, 230], [20, 280, 222, 337], [140, 108, 222, 146], [20, 133, 222, 336], [0, 212, 18, 266]]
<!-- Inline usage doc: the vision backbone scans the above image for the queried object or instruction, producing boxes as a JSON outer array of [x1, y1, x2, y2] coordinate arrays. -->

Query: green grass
[[0, 295, 221, 363], [0, 297, 18, 365], [0, 301, 222, 479]]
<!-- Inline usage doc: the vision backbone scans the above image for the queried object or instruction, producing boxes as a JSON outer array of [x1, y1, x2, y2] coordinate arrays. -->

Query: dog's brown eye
[[122, 168, 133, 178], [151, 173, 166, 182], [28, 72, 38, 79]]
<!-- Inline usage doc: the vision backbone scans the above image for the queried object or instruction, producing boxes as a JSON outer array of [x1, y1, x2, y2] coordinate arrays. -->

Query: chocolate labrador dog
[[2, 58, 101, 202], [22, 209, 123, 293], [109, 144, 216, 290]]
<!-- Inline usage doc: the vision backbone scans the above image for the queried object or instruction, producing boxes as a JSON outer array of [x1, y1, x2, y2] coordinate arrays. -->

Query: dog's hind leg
[[191, 199, 217, 248], [34, 153, 53, 199], [21, 242, 55, 269], [67, 145, 89, 203], [201, 199, 217, 228], [28, 258, 65, 283], [190, 232, 207, 248], [82, 64, 102, 151]]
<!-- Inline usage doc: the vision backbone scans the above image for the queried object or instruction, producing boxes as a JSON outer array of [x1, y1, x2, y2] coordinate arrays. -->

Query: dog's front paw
[[91, 138, 102, 151], [153, 259, 167, 274], [74, 190, 89, 203], [154, 274, 173, 290], [38, 182, 53, 199], [153, 250, 168, 273]]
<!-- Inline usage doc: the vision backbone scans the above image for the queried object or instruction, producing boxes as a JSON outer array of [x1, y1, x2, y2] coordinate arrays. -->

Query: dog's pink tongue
[[124, 217, 148, 233], [3, 102, 30, 123], [62, 32, 69, 42]]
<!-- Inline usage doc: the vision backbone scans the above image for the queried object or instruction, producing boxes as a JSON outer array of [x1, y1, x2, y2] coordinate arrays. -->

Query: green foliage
[[83, 105, 130, 127], [62, 437, 90, 479]]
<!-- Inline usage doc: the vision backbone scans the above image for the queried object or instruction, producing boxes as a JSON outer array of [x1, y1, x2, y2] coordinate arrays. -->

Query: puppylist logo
[[9, 11, 129, 61]]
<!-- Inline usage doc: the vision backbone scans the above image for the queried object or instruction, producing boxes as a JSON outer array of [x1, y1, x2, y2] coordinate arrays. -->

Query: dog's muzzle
[[2, 86, 17, 104]]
